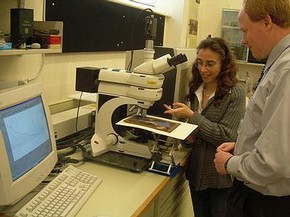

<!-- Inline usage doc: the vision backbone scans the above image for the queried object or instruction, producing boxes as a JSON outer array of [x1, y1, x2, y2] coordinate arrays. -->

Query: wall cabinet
[[221, 9, 247, 61]]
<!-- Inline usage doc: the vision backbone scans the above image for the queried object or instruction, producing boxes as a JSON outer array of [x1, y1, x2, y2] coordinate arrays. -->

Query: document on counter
[[116, 115, 198, 140]]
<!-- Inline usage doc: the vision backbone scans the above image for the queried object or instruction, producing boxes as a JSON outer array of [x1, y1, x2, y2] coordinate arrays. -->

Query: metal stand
[[148, 133, 179, 176]]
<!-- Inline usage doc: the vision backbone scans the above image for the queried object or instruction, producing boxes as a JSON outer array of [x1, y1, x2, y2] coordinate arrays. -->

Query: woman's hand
[[186, 134, 196, 143], [163, 102, 194, 119]]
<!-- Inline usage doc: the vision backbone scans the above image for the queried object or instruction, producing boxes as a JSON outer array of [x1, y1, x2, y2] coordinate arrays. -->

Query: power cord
[[18, 53, 45, 85], [55, 127, 94, 167], [75, 92, 84, 132]]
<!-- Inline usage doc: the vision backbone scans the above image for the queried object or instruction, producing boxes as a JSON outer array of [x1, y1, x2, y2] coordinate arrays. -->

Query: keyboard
[[15, 165, 102, 217]]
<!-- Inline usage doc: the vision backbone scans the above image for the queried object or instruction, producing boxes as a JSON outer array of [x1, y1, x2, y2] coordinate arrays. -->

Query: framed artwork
[[189, 19, 198, 35]]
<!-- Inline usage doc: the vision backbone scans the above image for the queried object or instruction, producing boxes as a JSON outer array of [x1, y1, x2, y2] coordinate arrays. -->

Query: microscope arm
[[91, 96, 152, 157], [98, 68, 164, 89]]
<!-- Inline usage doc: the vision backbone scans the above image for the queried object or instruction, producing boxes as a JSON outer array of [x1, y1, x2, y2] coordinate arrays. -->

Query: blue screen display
[[0, 96, 52, 180]]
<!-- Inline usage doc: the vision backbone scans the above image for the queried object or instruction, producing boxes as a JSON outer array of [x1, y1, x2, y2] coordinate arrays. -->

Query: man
[[214, 0, 290, 216]]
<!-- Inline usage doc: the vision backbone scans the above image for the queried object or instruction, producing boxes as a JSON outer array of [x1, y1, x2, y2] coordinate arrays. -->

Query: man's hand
[[214, 142, 235, 175]]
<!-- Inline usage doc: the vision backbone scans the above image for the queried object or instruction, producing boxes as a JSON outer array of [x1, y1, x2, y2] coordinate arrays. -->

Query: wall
[[197, 0, 242, 41], [162, 0, 188, 47], [0, 0, 263, 106], [0, 52, 126, 103]]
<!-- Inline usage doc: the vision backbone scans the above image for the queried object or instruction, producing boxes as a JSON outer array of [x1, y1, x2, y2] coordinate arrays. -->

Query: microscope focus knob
[[105, 133, 118, 146]]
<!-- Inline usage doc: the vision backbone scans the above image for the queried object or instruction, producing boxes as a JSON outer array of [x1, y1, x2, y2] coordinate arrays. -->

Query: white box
[[51, 104, 96, 140]]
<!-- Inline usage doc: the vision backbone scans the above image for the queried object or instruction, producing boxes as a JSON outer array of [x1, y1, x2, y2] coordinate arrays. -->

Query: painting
[[189, 19, 198, 35], [124, 115, 180, 133]]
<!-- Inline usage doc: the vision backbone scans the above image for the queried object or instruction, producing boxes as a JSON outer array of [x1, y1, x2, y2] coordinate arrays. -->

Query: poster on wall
[[186, 1, 199, 48], [189, 19, 198, 35]]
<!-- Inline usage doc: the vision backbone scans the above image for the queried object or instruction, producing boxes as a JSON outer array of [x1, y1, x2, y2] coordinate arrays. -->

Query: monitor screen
[[0, 83, 57, 205], [0, 96, 52, 181]]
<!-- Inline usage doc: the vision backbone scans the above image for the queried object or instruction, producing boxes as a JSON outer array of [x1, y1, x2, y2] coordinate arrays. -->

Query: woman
[[164, 37, 246, 217]]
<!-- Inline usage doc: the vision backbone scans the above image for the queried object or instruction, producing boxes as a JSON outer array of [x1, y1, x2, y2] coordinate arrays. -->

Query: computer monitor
[[0, 83, 58, 205]]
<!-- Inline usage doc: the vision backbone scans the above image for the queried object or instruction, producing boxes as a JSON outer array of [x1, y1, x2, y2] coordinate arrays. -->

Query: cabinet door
[[221, 9, 247, 61], [221, 9, 266, 64], [154, 173, 194, 217]]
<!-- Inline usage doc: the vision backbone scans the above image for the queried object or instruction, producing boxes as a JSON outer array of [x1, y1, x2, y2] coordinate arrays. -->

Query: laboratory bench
[[0, 150, 194, 217], [75, 149, 194, 217]]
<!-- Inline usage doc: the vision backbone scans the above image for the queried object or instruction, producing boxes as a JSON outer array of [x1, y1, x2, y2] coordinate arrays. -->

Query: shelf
[[0, 21, 63, 56], [237, 61, 265, 67], [221, 26, 240, 29], [0, 48, 61, 56]]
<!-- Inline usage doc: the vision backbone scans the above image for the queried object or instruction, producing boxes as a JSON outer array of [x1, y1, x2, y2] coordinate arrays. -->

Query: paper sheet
[[116, 115, 198, 140]]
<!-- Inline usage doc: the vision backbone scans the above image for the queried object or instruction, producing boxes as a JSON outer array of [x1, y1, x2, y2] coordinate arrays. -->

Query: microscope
[[91, 53, 187, 156], [75, 52, 198, 174]]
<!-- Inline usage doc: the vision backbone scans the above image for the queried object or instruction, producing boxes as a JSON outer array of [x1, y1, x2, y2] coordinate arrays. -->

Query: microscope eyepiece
[[167, 53, 188, 67]]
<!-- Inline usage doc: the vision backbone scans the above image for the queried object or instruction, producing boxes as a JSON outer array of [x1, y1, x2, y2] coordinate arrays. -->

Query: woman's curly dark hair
[[186, 37, 238, 106]]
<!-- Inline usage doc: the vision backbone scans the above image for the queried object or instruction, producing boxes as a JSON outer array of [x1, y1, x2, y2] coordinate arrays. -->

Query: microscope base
[[84, 151, 151, 172]]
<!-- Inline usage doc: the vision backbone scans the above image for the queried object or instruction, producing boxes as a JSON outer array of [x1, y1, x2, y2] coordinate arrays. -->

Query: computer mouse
[[31, 43, 41, 49]]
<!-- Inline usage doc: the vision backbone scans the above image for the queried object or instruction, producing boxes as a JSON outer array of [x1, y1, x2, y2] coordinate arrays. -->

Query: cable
[[56, 128, 94, 149], [56, 129, 93, 161], [126, 8, 154, 70], [18, 53, 45, 85], [75, 92, 83, 132], [77, 143, 93, 161], [27, 53, 45, 82], [55, 128, 95, 167], [42, 0, 46, 21]]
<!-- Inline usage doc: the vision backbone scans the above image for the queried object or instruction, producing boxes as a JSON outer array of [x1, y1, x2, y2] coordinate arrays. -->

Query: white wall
[[0, 52, 126, 103], [162, 0, 188, 47]]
